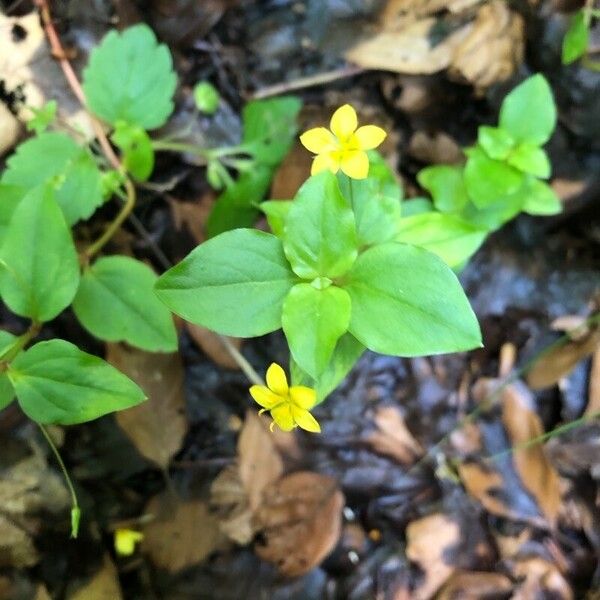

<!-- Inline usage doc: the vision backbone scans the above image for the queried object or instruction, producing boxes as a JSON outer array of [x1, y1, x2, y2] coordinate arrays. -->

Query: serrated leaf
[[1, 133, 104, 224], [507, 143, 551, 178], [111, 122, 155, 181], [417, 165, 468, 214], [0, 187, 79, 322], [73, 256, 178, 352], [478, 126, 515, 160], [8, 340, 146, 425], [83, 24, 176, 129], [344, 243, 481, 356], [0, 331, 17, 411], [155, 229, 297, 337], [562, 10, 589, 65], [522, 178, 562, 215]]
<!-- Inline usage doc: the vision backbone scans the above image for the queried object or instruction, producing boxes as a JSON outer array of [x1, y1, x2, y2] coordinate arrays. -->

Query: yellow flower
[[114, 528, 144, 556], [300, 104, 387, 180], [249, 363, 321, 433]]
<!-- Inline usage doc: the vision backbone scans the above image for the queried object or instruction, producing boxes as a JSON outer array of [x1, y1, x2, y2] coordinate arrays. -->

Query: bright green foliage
[[1, 132, 103, 224], [282, 284, 351, 378], [521, 177, 562, 215], [402, 197, 433, 217], [194, 81, 220, 114], [0, 185, 23, 242], [260, 200, 292, 238], [562, 10, 589, 65], [73, 256, 177, 352], [0, 187, 79, 322], [417, 165, 468, 214], [26, 100, 57, 134], [155, 229, 297, 337], [8, 340, 145, 425], [506, 143, 551, 178], [477, 126, 514, 161], [83, 24, 176, 129], [111, 122, 155, 181], [283, 172, 358, 279], [0, 331, 17, 410]]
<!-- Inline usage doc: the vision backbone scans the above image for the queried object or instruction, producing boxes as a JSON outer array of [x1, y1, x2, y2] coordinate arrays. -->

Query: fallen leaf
[[509, 557, 573, 600], [254, 471, 344, 577], [0, 516, 38, 568], [585, 346, 600, 416], [108, 344, 187, 470], [167, 193, 215, 245], [185, 322, 242, 370], [437, 571, 513, 599], [408, 131, 463, 165], [142, 494, 222, 572], [269, 143, 313, 200], [67, 555, 123, 600], [551, 179, 587, 202], [406, 513, 460, 600]]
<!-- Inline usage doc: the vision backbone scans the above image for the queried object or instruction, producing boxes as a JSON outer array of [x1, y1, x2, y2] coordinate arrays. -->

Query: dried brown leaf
[[408, 131, 463, 165], [167, 194, 215, 245], [367, 406, 423, 465], [254, 471, 344, 577], [68, 555, 123, 600], [270, 143, 313, 200], [0, 516, 38, 568], [509, 557, 573, 600], [437, 570, 513, 599], [185, 322, 242, 370], [585, 347, 600, 416], [108, 344, 187, 469]]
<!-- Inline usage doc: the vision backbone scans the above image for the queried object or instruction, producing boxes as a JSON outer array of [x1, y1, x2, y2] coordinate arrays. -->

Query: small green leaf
[[0, 331, 17, 411], [8, 339, 146, 425], [464, 146, 524, 208], [282, 284, 351, 378], [83, 24, 176, 129], [260, 200, 292, 238], [417, 165, 468, 214], [499, 74, 557, 145], [1, 132, 103, 225], [522, 178, 562, 215], [194, 81, 220, 114], [284, 172, 358, 279], [562, 10, 589, 65], [111, 122, 155, 181], [402, 197, 433, 217], [478, 126, 515, 160], [0, 184, 24, 242], [344, 243, 481, 356], [0, 187, 79, 322], [73, 256, 178, 352], [338, 152, 402, 246], [396, 213, 487, 269], [26, 100, 57, 134], [155, 229, 297, 337], [506, 143, 551, 178]]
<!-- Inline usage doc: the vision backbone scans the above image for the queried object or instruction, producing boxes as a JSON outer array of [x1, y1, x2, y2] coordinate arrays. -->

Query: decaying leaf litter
[[1, 0, 599, 598]]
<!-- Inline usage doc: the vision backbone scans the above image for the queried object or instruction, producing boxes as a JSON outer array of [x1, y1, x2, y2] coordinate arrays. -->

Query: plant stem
[[0, 321, 42, 367], [219, 337, 264, 386], [152, 140, 251, 160]]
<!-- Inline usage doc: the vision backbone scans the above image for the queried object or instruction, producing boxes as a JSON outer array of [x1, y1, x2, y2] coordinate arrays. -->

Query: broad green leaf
[[1, 132, 103, 224], [0, 184, 24, 242], [0, 331, 17, 411], [417, 165, 468, 214], [499, 74, 557, 145], [26, 100, 57, 134], [83, 24, 176, 129], [111, 122, 155, 181], [8, 340, 146, 425], [522, 178, 562, 215], [73, 256, 178, 352], [402, 197, 433, 217], [338, 152, 402, 246], [0, 187, 79, 322], [206, 166, 272, 237], [464, 147, 524, 208], [562, 10, 589, 65], [507, 143, 551, 178], [284, 172, 358, 279], [396, 213, 487, 269], [478, 126, 515, 160], [261, 200, 292, 238], [344, 243, 481, 356], [155, 229, 297, 337], [282, 283, 351, 378], [461, 189, 524, 231], [242, 97, 302, 166]]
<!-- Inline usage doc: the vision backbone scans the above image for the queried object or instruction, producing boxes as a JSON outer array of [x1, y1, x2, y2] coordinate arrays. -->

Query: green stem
[[39, 424, 81, 538], [219, 336, 264, 386], [151, 140, 252, 161], [0, 322, 41, 367]]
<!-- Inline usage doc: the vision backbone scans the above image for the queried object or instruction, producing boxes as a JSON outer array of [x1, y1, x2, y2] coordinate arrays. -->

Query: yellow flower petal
[[270, 404, 295, 431], [340, 150, 369, 179], [291, 406, 321, 433], [249, 384, 281, 409], [300, 127, 336, 154], [266, 363, 288, 396], [311, 152, 340, 175], [354, 125, 387, 150], [289, 385, 317, 410], [114, 529, 144, 556], [330, 104, 358, 141]]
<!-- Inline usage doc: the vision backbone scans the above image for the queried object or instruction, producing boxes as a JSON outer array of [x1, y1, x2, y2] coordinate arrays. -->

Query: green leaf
[[0, 331, 17, 411], [521, 178, 562, 215], [0, 184, 24, 242], [73, 256, 178, 352], [26, 100, 57, 134], [260, 200, 292, 238], [282, 283, 351, 378], [338, 152, 402, 246], [396, 213, 487, 269], [344, 243, 481, 356], [284, 172, 358, 279], [83, 24, 176, 129], [460, 190, 524, 231], [111, 122, 155, 181], [417, 165, 468, 213], [402, 197, 433, 217], [1, 132, 103, 225], [464, 146, 524, 208], [242, 97, 302, 166], [155, 229, 297, 337], [194, 81, 220, 114], [8, 340, 146, 425], [206, 166, 272, 237], [498, 74, 557, 145], [0, 187, 79, 322], [506, 143, 551, 178], [478, 126, 515, 160], [562, 10, 589, 65]]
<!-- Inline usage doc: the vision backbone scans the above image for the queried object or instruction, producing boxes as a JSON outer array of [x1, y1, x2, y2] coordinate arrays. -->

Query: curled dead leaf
[[437, 570, 513, 599], [585, 347, 600, 416], [508, 557, 573, 600], [367, 406, 423, 465]]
